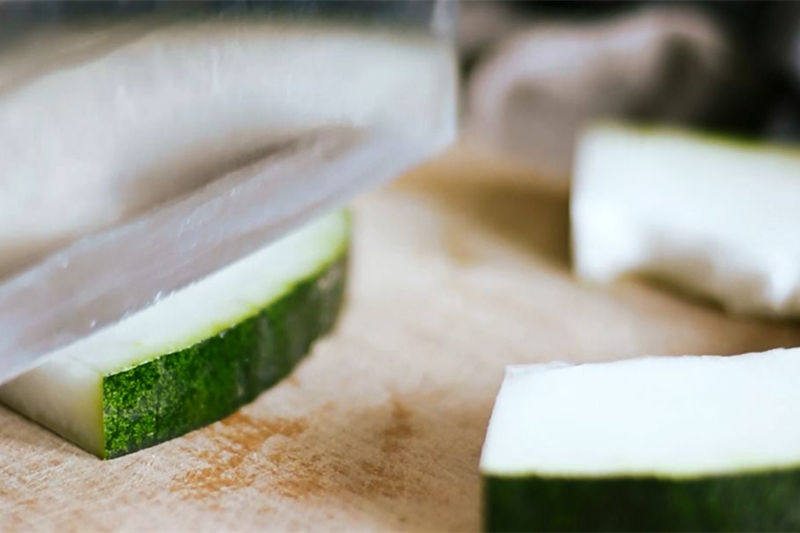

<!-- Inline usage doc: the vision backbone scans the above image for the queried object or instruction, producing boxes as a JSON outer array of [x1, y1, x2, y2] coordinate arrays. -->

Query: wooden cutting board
[[3, 148, 800, 531]]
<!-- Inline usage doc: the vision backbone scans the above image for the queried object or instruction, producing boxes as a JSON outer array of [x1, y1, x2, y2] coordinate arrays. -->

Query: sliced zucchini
[[481, 348, 800, 531], [571, 123, 800, 317], [0, 211, 349, 458]]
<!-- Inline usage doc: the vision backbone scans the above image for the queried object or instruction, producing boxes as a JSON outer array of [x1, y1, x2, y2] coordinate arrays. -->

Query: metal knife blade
[[0, 126, 433, 385]]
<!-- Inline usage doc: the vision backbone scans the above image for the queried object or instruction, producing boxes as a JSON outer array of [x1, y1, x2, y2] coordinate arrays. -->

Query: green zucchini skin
[[484, 470, 800, 532], [101, 253, 347, 459]]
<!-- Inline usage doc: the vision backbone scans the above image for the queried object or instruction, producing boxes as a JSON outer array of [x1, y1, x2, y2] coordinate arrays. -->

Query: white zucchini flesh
[[0, 211, 348, 457], [0, 18, 456, 276], [571, 124, 800, 317], [480, 347, 800, 478]]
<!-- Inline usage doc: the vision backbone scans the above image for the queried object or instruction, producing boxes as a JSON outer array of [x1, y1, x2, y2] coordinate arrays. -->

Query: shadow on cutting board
[[393, 146, 571, 270], [0, 404, 89, 461]]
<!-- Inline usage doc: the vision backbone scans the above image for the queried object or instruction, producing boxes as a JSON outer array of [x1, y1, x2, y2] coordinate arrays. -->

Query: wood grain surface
[[2, 149, 800, 531]]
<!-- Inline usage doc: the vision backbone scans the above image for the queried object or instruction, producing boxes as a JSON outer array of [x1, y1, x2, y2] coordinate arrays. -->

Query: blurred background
[[461, 1, 800, 185]]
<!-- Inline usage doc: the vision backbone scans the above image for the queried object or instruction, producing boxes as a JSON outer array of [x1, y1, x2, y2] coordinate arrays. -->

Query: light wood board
[[2, 149, 800, 531]]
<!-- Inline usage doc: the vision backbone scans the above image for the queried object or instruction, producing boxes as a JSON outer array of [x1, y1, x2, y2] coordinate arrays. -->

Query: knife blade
[[0, 126, 434, 385]]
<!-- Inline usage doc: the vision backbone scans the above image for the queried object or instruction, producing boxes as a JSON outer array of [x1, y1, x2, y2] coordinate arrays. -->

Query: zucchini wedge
[[571, 123, 800, 317], [481, 349, 800, 531], [0, 211, 348, 458]]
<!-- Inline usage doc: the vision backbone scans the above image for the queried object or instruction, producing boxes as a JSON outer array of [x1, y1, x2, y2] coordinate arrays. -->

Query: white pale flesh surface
[[0, 212, 348, 457], [571, 124, 800, 317], [480, 347, 800, 479], [0, 18, 455, 276]]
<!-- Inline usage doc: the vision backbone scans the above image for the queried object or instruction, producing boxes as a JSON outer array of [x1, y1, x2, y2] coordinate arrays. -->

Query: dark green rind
[[101, 252, 347, 459], [484, 470, 800, 532]]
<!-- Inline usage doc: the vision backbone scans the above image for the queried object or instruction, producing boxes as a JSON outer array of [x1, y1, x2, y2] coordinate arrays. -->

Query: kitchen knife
[[0, 126, 435, 385]]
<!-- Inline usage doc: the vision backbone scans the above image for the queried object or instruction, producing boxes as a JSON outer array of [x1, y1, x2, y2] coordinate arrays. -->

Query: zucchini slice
[[571, 123, 800, 317], [481, 349, 800, 531], [0, 211, 349, 458]]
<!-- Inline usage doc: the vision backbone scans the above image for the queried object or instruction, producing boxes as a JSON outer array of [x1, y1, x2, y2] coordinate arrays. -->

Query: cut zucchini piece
[[481, 348, 800, 531], [572, 123, 800, 317], [0, 211, 349, 458]]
